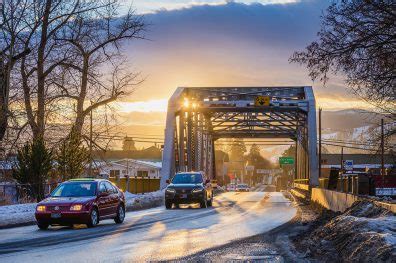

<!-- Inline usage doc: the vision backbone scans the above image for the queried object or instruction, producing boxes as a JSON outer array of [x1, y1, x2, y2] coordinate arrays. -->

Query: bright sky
[[127, 0, 300, 13]]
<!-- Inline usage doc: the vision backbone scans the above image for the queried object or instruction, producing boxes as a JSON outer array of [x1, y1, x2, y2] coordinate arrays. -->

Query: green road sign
[[279, 157, 294, 165]]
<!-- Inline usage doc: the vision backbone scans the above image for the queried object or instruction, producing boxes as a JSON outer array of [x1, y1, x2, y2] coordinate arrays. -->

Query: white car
[[236, 184, 250, 192], [226, 184, 236, 191]]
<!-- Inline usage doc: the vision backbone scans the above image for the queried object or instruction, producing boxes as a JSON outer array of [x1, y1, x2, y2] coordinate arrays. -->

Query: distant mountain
[[320, 109, 383, 132]]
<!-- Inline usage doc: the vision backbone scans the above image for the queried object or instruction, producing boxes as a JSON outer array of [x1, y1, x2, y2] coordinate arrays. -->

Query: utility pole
[[381, 118, 385, 187], [340, 146, 344, 173], [318, 107, 322, 178], [88, 102, 93, 177]]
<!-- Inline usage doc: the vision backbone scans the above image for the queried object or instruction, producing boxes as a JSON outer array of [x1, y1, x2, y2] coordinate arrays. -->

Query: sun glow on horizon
[[116, 99, 168, 113], [114, 95, 373, 114]]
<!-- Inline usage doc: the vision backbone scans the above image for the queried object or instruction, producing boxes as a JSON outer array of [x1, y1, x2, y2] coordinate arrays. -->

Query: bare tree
[[290, 0, 395, 122], [55, 3, 144, 139], [0, 0, 32, 142], [15, 0, 105, 140], [3, 0, 144, 151]]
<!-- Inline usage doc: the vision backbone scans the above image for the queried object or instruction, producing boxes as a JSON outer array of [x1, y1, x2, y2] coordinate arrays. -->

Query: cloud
[[128, 0, 302, 14], [120, 0, 371, 113]]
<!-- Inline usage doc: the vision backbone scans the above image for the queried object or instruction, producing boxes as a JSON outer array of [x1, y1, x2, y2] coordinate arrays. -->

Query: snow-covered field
[[0, 190, 164, 228]]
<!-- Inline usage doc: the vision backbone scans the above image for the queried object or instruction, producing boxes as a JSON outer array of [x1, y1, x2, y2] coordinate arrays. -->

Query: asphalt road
[[0, 191, 296, 262]]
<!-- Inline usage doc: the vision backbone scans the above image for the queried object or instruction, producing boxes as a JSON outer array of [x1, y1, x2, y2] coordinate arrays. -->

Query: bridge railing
[[293, 178, 310, 191]]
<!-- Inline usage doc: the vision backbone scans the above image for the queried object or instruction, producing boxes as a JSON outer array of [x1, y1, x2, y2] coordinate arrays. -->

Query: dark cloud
[[124, 1, 353, 104], [141, 0, 328, 48]]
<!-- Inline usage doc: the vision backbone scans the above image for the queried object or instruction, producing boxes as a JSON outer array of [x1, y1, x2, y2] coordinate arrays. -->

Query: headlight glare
[[70, 204, 83, 211], [192, 188, 203, 193], [36, 205, 46, 212], [166, 188, 175, 193]]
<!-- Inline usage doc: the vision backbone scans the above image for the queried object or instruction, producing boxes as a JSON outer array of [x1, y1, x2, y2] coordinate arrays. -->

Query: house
[[95, 159, 162, 179]]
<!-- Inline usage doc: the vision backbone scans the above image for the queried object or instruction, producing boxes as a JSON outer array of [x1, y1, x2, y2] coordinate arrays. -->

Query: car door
[[97, 182, 111, 216], [104, 181, 118, 215]]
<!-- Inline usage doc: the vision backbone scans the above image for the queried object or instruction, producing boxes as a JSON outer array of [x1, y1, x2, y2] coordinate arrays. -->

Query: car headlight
[[192, 188, 203, 193], [36, 205, 46, 212], [166, 188, 176, 193], [70, 204, 83, 211]]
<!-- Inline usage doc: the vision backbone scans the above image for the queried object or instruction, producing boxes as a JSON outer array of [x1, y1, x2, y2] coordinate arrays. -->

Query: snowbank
[[0, 190, 165, 228], [296, 201, 396, 262], [124, 190, 164, 211], [0, 203, 37, 228]]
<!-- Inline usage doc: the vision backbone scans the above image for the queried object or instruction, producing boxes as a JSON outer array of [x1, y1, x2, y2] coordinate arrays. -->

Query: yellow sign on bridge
[[254, 96, 270, 106]]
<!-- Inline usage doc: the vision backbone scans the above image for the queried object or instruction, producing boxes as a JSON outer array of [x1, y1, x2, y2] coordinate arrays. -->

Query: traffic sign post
[[279, 157, 294, 165], [344, 160, 353, 171]]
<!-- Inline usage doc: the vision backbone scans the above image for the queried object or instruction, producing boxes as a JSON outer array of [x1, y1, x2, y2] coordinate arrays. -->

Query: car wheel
[[114, 205, 125, 224], [37, 222, 49, 230], [165, 200, 172, 209], [87, 207, 99, 228], [200, 197, 207, 208]]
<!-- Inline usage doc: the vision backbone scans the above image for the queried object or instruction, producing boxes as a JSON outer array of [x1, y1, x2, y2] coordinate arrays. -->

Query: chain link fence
[[0, 182, 59, 205]]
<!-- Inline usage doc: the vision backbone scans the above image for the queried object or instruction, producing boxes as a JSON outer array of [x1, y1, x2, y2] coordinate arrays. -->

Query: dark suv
[[35, 179, 125, 229], [165, 172, 213, 209]]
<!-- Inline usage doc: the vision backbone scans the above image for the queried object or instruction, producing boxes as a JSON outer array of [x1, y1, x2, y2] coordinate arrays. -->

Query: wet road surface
[[0, 192, 296, 262]]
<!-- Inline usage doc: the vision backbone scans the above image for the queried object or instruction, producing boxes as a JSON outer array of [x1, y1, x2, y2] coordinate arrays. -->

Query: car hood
[[39, 196, 95, 205], [168, 183, 203, 189]]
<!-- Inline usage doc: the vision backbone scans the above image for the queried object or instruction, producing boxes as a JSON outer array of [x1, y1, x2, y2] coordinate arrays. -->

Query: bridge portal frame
[[160, 87, 318, 189]]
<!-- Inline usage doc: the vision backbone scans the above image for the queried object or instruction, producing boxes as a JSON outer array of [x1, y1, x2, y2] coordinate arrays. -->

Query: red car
[[35, 179, 125, 230]]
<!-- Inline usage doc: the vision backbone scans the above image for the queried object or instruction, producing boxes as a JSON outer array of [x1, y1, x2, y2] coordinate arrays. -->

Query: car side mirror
[[205, 179, 210, 185], [166, 179, 170, 184]]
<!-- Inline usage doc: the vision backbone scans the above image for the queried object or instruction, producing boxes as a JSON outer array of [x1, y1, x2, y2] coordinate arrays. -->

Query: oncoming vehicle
[[165, 172, 213, 209], [226, 184, 236, 192], [236, 184, 250, 192], [35, 179, 125, 230]]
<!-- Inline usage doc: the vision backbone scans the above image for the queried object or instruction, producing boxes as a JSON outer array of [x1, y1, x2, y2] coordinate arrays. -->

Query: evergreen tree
[[246, 144, 273, 184], [56, 132, 89, 181], [14, 138, 53, 201], [122, 137, 137, 151]]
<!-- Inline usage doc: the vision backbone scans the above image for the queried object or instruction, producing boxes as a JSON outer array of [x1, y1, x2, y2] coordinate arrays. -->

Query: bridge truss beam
[[160, 87, 318, 189]]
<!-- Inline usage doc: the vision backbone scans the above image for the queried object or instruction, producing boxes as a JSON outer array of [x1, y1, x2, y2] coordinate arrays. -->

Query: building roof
[[111, 159, 162, 169]]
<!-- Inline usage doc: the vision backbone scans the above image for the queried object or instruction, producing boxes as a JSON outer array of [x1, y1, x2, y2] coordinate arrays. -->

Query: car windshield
[[51, 182, 97, 197], [172, 173, 203, 184]]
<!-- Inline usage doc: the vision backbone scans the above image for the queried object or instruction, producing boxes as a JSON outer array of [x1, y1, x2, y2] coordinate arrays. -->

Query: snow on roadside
[[297, 200, 396, 262], [0, 190, 165, 228], [124, 190, 164, 210], [0, 203, 37, 228]]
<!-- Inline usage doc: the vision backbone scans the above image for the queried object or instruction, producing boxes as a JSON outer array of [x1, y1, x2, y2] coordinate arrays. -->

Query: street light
[[183, 98, 190, 108]]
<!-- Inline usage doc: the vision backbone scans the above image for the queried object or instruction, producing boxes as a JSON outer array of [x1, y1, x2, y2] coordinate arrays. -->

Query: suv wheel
[[207, 196, 213, 207], [114, 205, 125, 224], [200, 197, 207, 208], [37, 222, 49, 230], [87, 207, 99, 228], [165, 200, 172, 209]]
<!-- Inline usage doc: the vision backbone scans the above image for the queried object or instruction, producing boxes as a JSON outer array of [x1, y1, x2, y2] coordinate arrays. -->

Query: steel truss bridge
[[160, 87, 318, 188]]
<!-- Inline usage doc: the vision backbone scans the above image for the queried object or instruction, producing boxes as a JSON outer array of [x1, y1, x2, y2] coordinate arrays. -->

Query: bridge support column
[[305, 86, 319, 187], [161, 88, 184, 188]]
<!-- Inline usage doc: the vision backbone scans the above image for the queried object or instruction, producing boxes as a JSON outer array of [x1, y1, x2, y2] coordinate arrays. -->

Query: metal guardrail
[[293, 179, 310, 191]]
